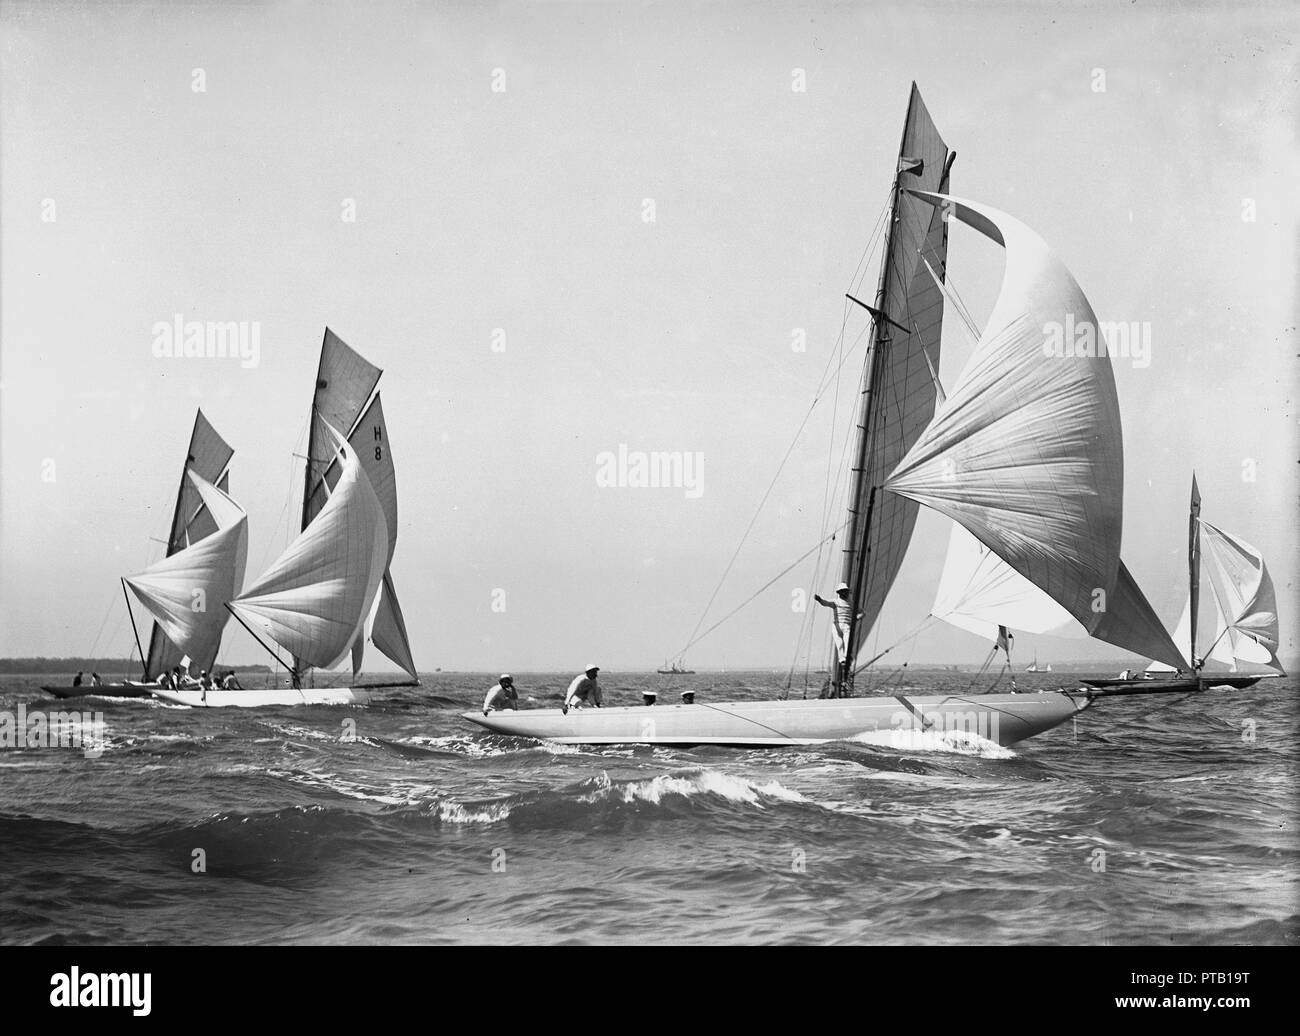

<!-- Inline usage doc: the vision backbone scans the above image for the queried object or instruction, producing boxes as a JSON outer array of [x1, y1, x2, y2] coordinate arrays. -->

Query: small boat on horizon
[[656, 660, 695, 675]]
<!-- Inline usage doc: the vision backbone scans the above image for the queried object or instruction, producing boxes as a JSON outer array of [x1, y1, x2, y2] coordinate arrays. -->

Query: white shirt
[[483, 682, 517, 712], [565, 674, 602, 707]]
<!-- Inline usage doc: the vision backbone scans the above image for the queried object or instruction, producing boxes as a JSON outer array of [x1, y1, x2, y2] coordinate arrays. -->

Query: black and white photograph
[[0, 0, 1295, 987]]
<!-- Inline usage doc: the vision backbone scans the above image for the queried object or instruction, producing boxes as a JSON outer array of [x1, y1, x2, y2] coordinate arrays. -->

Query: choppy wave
[[0, 671, 1294, 945]]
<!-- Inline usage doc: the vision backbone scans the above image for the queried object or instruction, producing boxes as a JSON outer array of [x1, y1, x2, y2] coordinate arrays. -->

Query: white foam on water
[[403, 734, 503, 758], [271, 766, 437, 807], [435, 800, 513, 824], [258, 723, 338, 743], [535, 740, 582, 755], [581, 768, 811, 808], [847, 726, 1016, 759]]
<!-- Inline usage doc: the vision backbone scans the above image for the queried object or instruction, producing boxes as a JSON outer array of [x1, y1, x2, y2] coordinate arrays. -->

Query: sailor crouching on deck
[[483, 674, 519, 715], [562, 665, 602, 715]]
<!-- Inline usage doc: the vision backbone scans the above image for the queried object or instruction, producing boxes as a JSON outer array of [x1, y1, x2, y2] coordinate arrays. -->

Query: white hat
[[585, 663, 600, 673], [499, 674, 512, 683], [835, 582, 850, 594]]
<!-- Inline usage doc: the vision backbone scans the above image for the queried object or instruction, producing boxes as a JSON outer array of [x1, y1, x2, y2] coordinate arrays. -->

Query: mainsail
[[840, 82, 953, 673], [231, 423, 389, 671], [126, 471, 248, 675], [298, 331, 418, 680], [883, 192, 1187, 670], [930, 522, 1084, 644], [1199, 520, 1285, 672], [143, 409, 235, 679]]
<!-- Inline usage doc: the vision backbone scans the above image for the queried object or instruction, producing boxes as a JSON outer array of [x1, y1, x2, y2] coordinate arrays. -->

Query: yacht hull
[[40, 683, 154, 699], [150, 684, 413, 707], [464, 691, 1091, 748]]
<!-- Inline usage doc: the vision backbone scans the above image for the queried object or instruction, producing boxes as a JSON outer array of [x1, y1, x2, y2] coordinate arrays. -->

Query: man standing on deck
[[814, 582, 861, 697], [562, 665, 603, 715], [483, 674, 519, 715]]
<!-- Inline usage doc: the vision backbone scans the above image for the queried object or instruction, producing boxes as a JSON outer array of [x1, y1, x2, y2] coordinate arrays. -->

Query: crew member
[[814, 582, 861, 696], [483, 674, 519, 715], [563, 664, 603, 714]]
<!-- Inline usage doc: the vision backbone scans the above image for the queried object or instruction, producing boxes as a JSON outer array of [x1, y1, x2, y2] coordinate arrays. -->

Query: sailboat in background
[[657, 660, 696, 675], [41, 410, 244, 700], [1084, 476, 1285, 692], [153, 330, 420, 707], [1025, 656, 1051, 674], [469, 83, 1214, 748]]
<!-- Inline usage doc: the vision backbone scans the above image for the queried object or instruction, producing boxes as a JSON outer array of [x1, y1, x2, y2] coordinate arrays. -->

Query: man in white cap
[[483, 674, 519, 715], [562, 664, 603, 714], [814, 582, 861, 694]]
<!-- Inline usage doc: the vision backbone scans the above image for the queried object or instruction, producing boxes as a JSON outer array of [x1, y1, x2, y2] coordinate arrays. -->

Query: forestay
[[1146, 591, 1234, 674]]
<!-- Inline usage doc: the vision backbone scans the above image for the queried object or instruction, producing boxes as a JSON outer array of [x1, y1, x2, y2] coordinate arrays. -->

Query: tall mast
[[837, 83, 952, 693], [143, 410, 233, 681], [1188, 474, 1201, 671]]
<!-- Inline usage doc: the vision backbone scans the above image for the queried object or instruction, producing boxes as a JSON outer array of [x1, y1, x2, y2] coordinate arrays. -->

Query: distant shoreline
[[0, 658, 273, 675]]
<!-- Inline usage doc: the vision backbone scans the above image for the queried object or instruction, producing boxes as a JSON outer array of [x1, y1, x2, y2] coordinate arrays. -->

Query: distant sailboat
[[153, 330, 420, 707], [41, 410, 243, 700], [1085, 476, 1285, 692], [469, 84, 1202, 748]]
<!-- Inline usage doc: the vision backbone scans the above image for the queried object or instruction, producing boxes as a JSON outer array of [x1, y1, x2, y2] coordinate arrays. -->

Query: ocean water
[[0, 670, 1295, 945]]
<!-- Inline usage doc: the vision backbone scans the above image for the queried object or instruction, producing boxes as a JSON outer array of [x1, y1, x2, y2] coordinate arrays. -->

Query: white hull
[[152, 686, 374, 708], [464, 691, 1091, 748]]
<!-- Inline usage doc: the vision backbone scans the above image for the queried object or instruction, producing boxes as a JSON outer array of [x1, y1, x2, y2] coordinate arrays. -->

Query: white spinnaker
[[231, 422, 389, 672], [1198, 520, 1284, 672], [125, 471, 248, 670], [1146, 592, 1235, 673], [931, 522, 1084, 643], [884, 192, 1187, 670]]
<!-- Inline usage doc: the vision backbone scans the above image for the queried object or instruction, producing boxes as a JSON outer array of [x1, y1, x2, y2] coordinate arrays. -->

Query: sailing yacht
[[41, 410, 243, 700], [153, 330, 420, 707], [465, 82, 1257, 748], [1083, 476, 1285, 692]]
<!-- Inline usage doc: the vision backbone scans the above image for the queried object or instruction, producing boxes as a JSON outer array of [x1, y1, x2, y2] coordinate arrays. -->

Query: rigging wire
[[676, 523, 848, 660], [679, 196, 893, 667], [787, 195, 894, 691]]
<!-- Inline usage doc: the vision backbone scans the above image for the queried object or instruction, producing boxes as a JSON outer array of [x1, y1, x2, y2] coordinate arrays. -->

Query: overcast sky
[[2, 0, 1296, 674]]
